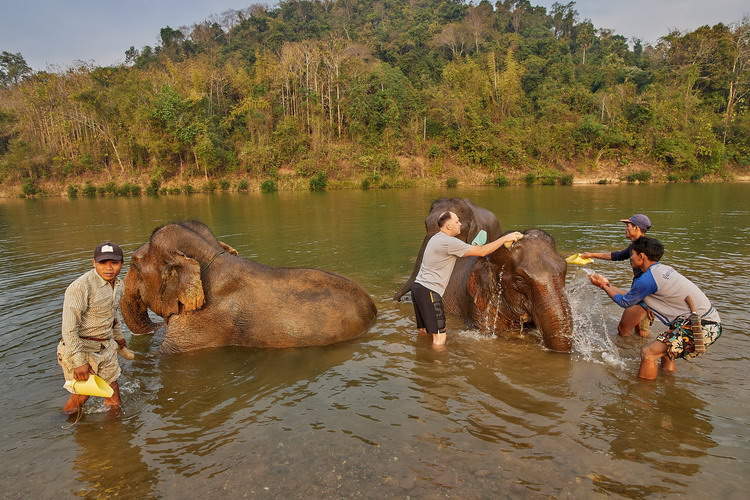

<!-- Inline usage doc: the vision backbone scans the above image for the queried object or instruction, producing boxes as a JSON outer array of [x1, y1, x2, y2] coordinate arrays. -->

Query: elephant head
[[394, 198, 499, 301], [120, 221, 231, 334], [467, 229, 573, 352]]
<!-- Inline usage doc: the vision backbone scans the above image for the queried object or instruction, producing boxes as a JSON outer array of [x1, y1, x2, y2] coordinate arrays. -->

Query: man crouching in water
[[589, 236, 721, 379], [411, 211, 523, 348], [57, 242, 129, 414]]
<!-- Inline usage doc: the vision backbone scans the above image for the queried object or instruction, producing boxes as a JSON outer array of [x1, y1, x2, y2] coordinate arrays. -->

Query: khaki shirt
[[61, 269, 124, 368]]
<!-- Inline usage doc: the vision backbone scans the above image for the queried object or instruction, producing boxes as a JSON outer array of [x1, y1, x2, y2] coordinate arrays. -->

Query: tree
[[575, 21, 595, 64], [0, 51, 32, 87], [496, 48, 525, 117], [464, 2, 493, 53], [432, 23, 469, 59], [550, 2, 578, 40], [723, 18, 750, 144]]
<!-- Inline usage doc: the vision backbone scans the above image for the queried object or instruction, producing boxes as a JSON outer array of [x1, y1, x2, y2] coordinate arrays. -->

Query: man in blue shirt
[[580, 214, 653, 337], [589, 237, 721, 380]]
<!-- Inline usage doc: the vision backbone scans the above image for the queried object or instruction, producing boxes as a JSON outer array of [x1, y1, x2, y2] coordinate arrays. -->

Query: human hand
[[589, 273, 609, 288], [580, 252, 593, 259], [73, 363, 93, 381], [502, 232, 524, 247]]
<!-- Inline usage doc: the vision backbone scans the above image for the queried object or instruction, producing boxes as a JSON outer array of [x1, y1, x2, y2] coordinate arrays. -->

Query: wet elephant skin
[[395, 199, 572, 352], [121, 221, 377, 352]]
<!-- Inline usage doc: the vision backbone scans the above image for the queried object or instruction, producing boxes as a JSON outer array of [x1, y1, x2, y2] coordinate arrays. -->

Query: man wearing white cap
[[57, 242, 128, 414], [579, 214, 653, 337]]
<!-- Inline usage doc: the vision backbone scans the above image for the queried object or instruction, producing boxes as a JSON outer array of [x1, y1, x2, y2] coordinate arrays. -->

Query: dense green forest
[[1, 0, 749, 194]]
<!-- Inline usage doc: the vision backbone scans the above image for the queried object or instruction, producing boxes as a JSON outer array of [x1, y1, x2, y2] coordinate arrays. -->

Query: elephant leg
[[219, 241, 238, 255], [160, 310, 234, 353]]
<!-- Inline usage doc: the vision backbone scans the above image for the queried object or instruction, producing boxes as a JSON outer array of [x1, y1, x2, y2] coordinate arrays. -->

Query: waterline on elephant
[[121, 221, 377, 352], [458, 229, 572, 352], [395, 198, 574, 352]]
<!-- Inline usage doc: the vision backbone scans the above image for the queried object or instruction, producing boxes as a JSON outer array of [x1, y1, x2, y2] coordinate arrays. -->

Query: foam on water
[[566, 268, 626, 369]]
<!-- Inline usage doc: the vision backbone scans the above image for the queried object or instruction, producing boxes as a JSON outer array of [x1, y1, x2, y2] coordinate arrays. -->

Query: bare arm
[[580, 252, 612, 260], [589, 273, 626, 297], [463, 232, 524, 257]]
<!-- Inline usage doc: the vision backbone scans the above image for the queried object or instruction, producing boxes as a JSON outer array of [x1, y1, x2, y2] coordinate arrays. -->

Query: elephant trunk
[[530, 285, 573, 353], [120, 270, 158, 335], [393, 232, 434, 301]]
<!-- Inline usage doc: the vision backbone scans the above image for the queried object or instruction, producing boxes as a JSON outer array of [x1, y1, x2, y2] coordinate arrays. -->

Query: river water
[[1, 184, 748, 498]]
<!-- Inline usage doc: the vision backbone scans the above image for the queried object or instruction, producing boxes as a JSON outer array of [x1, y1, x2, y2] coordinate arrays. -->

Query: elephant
[[394, 198, 573, 352], [120, 220, 377, 352]]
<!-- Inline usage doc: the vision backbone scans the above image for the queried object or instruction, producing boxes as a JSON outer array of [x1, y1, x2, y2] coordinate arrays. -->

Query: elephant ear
[[160, 250, 205, 313]]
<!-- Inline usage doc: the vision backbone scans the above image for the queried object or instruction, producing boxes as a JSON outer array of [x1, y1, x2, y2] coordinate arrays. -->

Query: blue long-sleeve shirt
[[612, 268, 657, 309], [610, 263, 719, 326]]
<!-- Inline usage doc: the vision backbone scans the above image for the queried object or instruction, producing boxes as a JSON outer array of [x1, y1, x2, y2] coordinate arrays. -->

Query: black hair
[[437, 211, 453, 228], [631, 236, 664, 261]]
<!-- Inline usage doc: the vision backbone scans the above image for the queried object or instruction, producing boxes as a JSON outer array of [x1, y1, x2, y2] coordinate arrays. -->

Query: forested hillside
[[1, 0, 749, 193]]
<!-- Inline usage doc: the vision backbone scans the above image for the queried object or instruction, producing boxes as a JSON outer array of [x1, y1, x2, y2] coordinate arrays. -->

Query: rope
[[201, 250, 226, 273], [61, 404, 84, 430]]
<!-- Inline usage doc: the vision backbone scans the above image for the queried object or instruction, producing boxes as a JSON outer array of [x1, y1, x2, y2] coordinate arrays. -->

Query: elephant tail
[[393, 233, 432, 301]]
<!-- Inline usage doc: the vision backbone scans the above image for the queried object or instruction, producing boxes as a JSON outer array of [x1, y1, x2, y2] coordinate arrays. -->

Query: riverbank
[[2, 157, 748, 198]]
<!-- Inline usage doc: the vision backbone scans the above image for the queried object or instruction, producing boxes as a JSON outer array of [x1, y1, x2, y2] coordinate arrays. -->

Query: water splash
[[482, 264, 505, 334], [566, 268, 625, 369]]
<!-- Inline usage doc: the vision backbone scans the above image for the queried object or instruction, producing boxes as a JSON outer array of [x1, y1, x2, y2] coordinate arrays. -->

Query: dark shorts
[[411, 282, 446, 334]]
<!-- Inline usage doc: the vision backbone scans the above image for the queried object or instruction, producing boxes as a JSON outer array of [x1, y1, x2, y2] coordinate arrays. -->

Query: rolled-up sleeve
[[612, 271, 657, 308], [61, 282, 88, 368]]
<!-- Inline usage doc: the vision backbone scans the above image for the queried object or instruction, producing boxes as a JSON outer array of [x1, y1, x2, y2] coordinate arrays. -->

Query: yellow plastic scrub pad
[[63, 374, 114, 398], [566, 253, 593, 265]]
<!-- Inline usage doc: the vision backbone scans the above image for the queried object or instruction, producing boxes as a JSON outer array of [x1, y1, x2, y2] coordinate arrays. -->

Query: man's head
[[437, 211, 462, 237], [619, 214, 651, 240], [92, 242, 124, 282], [629, 236, 663, 269]]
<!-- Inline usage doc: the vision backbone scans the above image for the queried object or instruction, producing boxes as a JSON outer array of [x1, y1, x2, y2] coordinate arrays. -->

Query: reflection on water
[[586, 380, 716, 497], [1, 184, 749, 497], [72, 416, 158, 498]]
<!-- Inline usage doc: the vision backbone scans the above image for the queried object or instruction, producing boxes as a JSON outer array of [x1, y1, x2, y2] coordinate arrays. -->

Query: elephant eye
[[512, 276, 526, 289]]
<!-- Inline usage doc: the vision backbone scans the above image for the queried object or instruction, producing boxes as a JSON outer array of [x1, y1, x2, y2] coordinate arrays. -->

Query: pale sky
[[1, 1, 748, 71]]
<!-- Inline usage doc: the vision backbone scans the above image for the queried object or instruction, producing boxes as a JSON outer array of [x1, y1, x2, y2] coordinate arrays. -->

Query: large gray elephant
[[395, 198, 573, 352], [121, 221, 377, 352]]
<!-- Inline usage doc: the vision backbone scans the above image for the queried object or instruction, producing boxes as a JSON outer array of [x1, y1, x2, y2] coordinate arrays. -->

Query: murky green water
[[1, 184, 748, 498]]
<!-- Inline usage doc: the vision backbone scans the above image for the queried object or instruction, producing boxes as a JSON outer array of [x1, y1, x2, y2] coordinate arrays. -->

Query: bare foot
[[104, 381, 122, 409], [432, 333, 447, 347], [62, 394, 89, 415]]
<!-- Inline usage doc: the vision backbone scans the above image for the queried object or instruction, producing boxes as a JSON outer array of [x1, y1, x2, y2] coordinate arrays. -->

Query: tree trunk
[[336, 63, 341, 137]]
